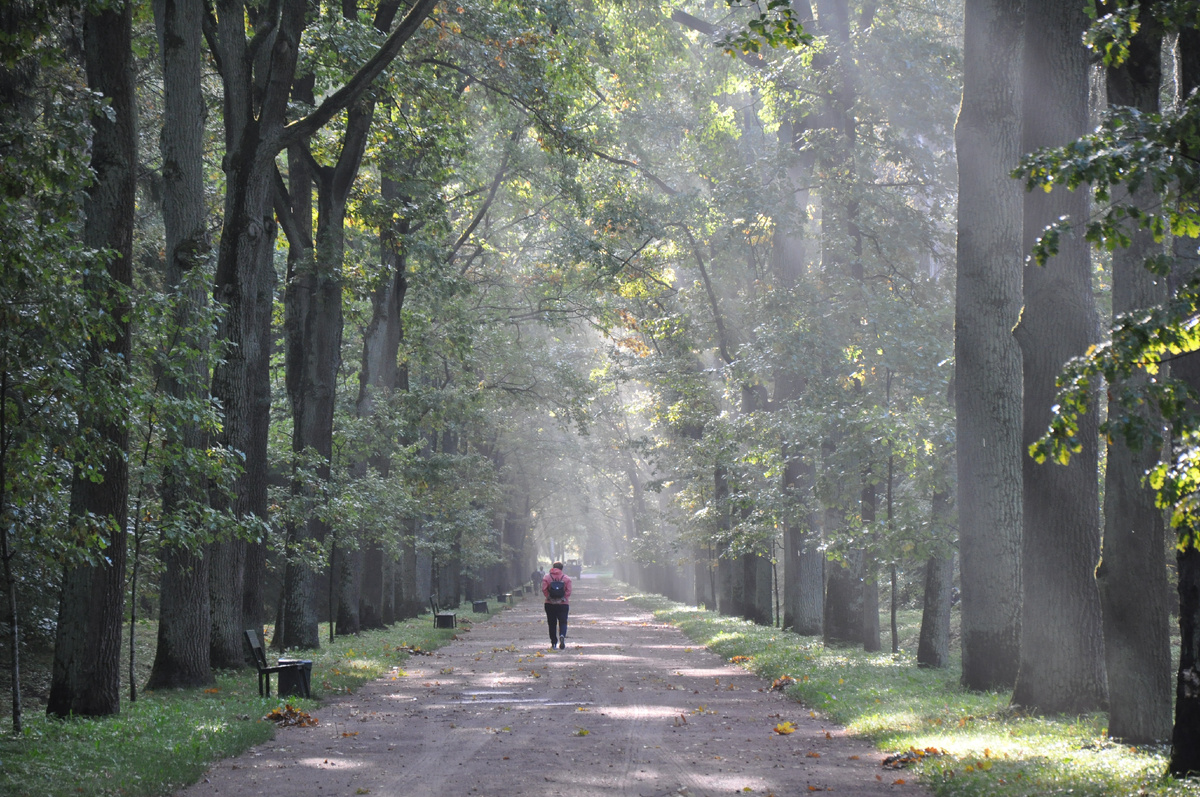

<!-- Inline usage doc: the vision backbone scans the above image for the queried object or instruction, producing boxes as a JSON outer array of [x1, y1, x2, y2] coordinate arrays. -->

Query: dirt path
[[181, 578, 926, 797]]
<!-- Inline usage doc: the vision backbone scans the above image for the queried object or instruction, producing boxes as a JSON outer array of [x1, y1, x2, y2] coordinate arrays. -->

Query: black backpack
[[547, 576, 566, 600]]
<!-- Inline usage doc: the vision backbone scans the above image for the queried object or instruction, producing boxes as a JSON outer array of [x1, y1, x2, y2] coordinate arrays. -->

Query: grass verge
[[0, 608, 493, 797], [622, 591, 1198, 797]]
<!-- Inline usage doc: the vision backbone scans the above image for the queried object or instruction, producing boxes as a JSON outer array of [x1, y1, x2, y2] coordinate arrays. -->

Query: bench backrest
[[244, 629, 269, 670], [429, 595, 439, 614]]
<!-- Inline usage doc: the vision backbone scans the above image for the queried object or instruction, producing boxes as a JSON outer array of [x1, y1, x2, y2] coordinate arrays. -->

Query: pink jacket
[[542, 568, 572, 604]]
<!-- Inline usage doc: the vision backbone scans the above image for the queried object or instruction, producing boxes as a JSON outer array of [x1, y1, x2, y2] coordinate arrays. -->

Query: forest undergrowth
[[622, 590, 1196, 797], [0, 609, 473, 796]]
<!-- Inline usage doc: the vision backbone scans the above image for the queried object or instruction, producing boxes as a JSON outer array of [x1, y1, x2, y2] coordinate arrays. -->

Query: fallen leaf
[[893, 778, 906, 785], [806, 751, 821, 758], [774, 721, 796, 735]]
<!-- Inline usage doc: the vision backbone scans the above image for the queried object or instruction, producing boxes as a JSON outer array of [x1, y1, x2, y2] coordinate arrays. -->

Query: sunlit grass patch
[[621, 589, 1200, 797]]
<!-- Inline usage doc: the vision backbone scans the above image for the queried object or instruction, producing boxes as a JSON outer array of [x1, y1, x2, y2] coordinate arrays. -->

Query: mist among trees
[[6, 0, 1200, 780]]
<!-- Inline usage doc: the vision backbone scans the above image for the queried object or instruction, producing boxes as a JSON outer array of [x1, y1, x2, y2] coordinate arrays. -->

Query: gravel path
[[180, 577, 926, 797]]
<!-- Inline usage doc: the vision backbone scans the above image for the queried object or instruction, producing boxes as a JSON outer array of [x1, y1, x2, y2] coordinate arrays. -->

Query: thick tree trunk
[[209, 539, 247, 666], [1173, 545, 1200, 774], [1170, 29, 1200, 773], [242, 539, 267, 643], [148, 546, 212, 688], [824, 550, 863, 645], [353, 172, 409, 630], [359, 545, 386, 630], [147, 0, 213, 690], [48, 2, 136, 718], [1097, 23, 1171, 744], [917, 554, 954, 668], [206, 0, 295, 663], [953, 0, 1024, 691], [917, 490, 954, 669], [238, 249, 276, 649], [1011, 0, 1107, 715]]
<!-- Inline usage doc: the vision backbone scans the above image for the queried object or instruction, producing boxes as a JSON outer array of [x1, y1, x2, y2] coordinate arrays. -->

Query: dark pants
[[544, 602, 569, 643]]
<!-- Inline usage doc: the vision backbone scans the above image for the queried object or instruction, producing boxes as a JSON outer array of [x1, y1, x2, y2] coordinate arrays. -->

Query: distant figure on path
[[531, 565, 544, 585], [542, 561, 572, 650]]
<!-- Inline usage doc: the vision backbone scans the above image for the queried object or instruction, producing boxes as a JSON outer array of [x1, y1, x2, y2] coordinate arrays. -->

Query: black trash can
[[276, 659, 312, 698]]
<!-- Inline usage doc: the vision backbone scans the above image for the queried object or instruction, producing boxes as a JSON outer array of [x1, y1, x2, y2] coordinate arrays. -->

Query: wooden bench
[[430, 595, 456, 628], [244, 630, 311, 698]]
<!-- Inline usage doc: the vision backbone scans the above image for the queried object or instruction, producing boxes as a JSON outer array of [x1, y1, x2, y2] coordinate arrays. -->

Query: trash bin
[[277, 658, 312, 698]]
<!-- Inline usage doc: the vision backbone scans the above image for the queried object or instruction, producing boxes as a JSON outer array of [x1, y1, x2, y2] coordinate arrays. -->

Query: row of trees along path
[[181, 578, 921, 797]]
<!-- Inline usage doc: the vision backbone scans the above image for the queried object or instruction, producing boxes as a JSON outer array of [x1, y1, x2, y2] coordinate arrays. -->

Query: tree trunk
[[397, 517, 422, 619], [1011, 0, 1107, 715], [1098, 22, 1171, 744], [1169, 27, 1200, 774], [917, 489, 954, 669], [354, 171, 409, 630], [148, 546, 212, 688], [1173, 545, 1200, 774], [147, 0, 213, 690], [206, 0, 296, 664], [824, 549, 863, 645], [335, 544, 363, 635], [48, 2, 136, 718], [242, 539, 267, 644], [953, 0, 1024, 691], [782, 455, 823, 634], [861, 476, 880, 652], [238, 247, 276, 651], [359, 545, 386, 630]]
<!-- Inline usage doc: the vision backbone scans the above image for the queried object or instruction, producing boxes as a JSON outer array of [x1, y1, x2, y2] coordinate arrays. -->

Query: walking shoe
[[550, 641, 557, 649], [558, 639, 565, 650]]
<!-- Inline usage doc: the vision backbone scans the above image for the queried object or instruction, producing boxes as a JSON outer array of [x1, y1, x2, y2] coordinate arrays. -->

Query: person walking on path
[[542, 561, 572, 649]]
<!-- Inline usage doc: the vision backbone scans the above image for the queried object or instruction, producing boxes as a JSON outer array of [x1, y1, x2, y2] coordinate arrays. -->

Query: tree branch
[[280, 0, 438, 148], [451, 129, 522, 271]]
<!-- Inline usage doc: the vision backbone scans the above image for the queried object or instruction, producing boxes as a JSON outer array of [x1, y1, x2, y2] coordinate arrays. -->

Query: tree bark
[[203, 0, 435, 654], [953, 0, 1024, 691], [917, 489, 954, 668], [354, 171, 410, 630], [1098, 22, 1171, 743], [147, 0, 214, 690], [1174, 544, 1200, 774], [1011, 0, 1106, 715], [824, 549, 863, 645], [48, 1, 136, 718], [861, 475, 880, 652], [1170, 26, 1200, 776]]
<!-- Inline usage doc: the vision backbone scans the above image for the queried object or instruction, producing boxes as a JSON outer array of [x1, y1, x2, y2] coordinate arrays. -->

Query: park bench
[[430, 595, 457, 628], [244, 630, 311, 698]]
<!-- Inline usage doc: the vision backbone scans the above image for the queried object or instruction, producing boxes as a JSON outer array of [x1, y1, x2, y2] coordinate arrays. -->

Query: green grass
[[622, 590, 1199, 797], [0, 609, 487, 797]]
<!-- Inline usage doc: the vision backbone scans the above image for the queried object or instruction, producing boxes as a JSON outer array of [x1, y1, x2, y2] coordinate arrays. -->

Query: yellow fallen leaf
[[774, 721, 796, 735]]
